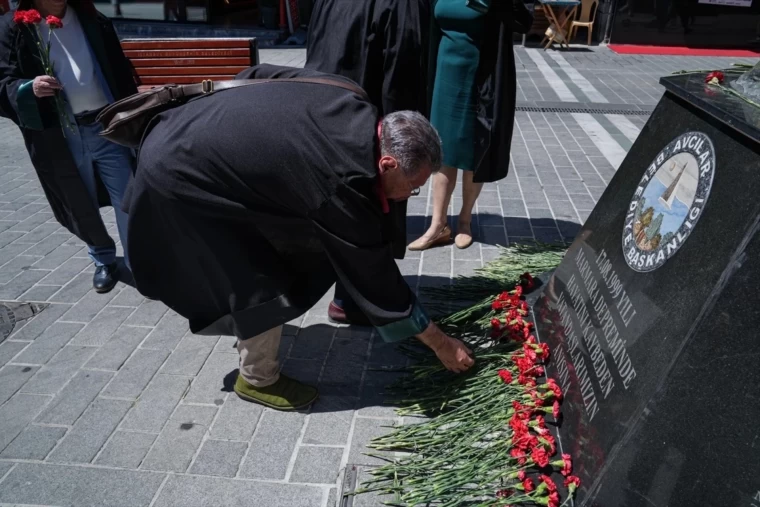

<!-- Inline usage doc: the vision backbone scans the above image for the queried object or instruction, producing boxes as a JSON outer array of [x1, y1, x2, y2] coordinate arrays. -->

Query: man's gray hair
[[380, 111, 443, 177]]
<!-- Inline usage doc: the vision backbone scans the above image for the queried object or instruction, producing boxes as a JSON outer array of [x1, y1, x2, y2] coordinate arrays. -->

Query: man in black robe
[[305, 0, 430, 326], [0, 0, 137, 293], [124, 64, 474, 411]]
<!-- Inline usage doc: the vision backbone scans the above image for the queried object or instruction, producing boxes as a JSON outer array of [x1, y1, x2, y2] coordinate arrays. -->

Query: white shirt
[[42, 8, 110, 114]]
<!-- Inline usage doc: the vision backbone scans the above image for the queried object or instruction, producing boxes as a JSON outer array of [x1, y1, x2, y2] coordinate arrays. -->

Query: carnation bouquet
[[352, 243, 580, 506], [13, 9, 76, 136]]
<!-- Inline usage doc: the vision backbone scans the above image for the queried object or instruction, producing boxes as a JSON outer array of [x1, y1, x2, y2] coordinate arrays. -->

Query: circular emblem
[[623, 131, 715, 272]]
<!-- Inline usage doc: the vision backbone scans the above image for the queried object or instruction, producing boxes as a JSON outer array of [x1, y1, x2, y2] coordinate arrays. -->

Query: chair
[[568, 0, 598, 46]]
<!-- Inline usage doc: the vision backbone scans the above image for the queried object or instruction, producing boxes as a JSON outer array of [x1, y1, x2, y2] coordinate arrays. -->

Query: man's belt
[[74, 107, 106, 126]]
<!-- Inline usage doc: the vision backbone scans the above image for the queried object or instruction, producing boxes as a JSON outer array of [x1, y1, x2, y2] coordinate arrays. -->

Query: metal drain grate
[[516, 105, 652, 116], [0, 302, 47, 344]]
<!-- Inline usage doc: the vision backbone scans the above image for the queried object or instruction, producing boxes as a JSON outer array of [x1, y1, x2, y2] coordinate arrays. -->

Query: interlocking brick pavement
[[0, 46, 755, 506]]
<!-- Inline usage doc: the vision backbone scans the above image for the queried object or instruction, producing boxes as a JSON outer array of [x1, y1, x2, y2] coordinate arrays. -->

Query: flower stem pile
[[355, 249, 582, 506]]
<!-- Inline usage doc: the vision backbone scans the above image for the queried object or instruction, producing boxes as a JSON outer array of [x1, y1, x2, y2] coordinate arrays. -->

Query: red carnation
[[546, 379, 563, 401], [522, 478, 535, 493], [496, 489, 514, 499], [492, 300, 504, 310], [13, 10, 27, 24], [541, 474, 558, 492], [498, 369, 513, 384], [552, 401, 561, 419], [564, 475, 581, 493], [561, 453, 572, 476], [540, 434, 557, 455], [538, 342, 550, 359], [511, 448, 527, 466], [517, 471, 526, 481], [515, 432, 539, 452], [705, 71, 724, 85], [45, 15, 62, 28], [523, 343, 538, 362], [491, 318, 502, 329], [531, 446, 550, 467], [548, 491, 561, 507], [513, 285, 524, 297], [24, 9, 42, 23]]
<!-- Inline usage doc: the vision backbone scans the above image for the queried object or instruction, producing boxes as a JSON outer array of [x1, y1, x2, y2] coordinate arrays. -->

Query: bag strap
[[165, 76, 370, 103]]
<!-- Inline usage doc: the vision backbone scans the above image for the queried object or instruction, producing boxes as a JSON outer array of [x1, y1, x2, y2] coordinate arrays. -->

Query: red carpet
[[608, 44, 760, 57]]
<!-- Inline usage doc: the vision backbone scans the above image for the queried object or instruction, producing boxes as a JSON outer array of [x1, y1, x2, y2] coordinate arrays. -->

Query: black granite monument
[[533, 72, 760, 507]]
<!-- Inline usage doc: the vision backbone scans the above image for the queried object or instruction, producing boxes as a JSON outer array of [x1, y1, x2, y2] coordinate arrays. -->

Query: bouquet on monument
[[13, 9, 77, 137]]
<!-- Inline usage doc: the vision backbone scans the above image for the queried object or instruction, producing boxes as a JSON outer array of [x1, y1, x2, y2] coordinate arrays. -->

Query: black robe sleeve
[[310, 184, 431, 342], [0, 15, 41, 129]]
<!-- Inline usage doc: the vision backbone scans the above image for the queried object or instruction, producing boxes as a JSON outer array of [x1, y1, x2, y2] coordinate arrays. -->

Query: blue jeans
[[65, 122, 133, 269]]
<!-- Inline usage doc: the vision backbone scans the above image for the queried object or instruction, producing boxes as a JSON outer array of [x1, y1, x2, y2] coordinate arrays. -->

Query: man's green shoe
[[234, 373, 319, 411]]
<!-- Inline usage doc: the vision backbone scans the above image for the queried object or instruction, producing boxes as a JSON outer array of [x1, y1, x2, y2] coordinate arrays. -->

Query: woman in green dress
[[409, 0, 533, 251]]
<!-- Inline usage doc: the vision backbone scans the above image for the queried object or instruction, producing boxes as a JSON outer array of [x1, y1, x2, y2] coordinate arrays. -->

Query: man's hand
[[33, 76, 62, 98], [415, 322, 474, 373]]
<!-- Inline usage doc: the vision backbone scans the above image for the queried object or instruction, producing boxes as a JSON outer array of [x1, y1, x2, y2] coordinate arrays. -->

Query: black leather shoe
[[93, 263, 118, 293]]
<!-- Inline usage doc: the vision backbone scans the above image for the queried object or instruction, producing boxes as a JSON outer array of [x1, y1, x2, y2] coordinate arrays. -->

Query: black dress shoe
[[93, 263, 118, 293]]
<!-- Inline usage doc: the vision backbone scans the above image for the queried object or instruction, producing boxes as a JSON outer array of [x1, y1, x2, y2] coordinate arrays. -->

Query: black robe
[[0, 3, 136, 248], [305, 0, 431, 259], [124, 64, 430, 342], [427, 0, 533, 183]]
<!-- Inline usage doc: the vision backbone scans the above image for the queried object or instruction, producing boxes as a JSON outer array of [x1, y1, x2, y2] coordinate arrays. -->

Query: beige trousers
[[236, 325, 282, 387]]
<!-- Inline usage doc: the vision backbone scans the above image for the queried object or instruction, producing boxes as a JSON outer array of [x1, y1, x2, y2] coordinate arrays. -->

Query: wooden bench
[[120, 38, 260, 92]]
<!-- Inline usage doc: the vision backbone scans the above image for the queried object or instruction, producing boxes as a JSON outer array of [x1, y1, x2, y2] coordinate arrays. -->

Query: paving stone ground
[[0, 45, 755, 507]]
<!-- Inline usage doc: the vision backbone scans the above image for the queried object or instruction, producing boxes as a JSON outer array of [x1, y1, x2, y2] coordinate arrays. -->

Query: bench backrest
[[120, 38, 260, 91]]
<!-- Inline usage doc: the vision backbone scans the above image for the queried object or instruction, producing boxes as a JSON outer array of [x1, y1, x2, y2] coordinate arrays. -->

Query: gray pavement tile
[[0, 364, 39, 405], [290, 445, 344, 484], [39, 257, 91, 286], [69, 306, 134, 347], [59, 286, 121, 323], [48, 398, 132, 464], [304, 396, 355, 446], [124, 299, 169, 327], [0, 424, 67, 460], [188, 439, 248, 477], [238, 410, 306, 480], [153, 474, 323, 507], [209, 394, 263, 441], [46, 272, 94, 304], [141, 404, 218, 472], [36, 369, 113, 425], [95, 431, 157, 468], [0, 340, 26, 368], [161, 334, 217, 376], [0, 393, 50, 452], [121, 374, 192, 433], [141, 311, 189, 351], [110, 284, 146, 306], [102, 348, 171, 399], [21, 283, 63, 301], [0, 268, 50, 299], [20, 345, 97, 395], [183, 352, 238, 405], [0, 463, 165, 507], [85, 325, 151, 371]]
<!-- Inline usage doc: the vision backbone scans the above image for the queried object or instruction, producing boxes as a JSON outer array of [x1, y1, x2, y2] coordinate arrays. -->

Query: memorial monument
[[533, 66, 760, 506]]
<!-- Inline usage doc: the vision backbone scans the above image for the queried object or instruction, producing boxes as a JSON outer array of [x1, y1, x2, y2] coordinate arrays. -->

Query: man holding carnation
[[0, 0, 136, 293]]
